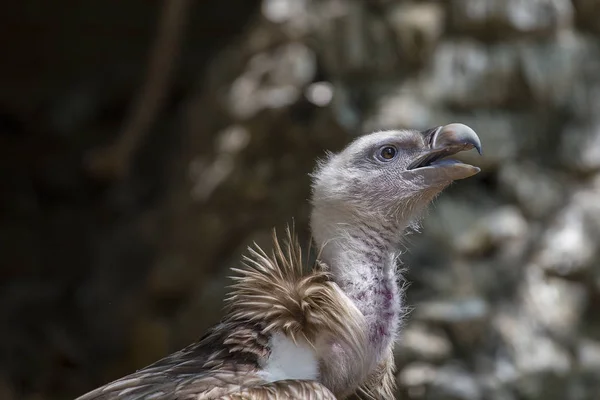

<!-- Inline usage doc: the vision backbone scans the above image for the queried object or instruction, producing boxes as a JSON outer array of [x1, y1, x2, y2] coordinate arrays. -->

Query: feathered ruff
[[354, 347, 396, 400], [76, 227, 369, 400], [225, 226, 368, 368], [220, 380, 337, 399]]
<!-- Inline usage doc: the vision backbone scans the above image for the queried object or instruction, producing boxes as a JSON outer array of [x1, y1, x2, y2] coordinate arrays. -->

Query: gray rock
[[564, 49, 600, 120], [228, 43, 316, 119], [493, 311, 572, 376], [450, 0, 573, 37], [261, 0, 310, 37], [398, 361, 437, 388], [329, 81, 362, 130], [573, 0, 600, 34], [363, 82, 434, 131], [518, 32, 588, 107], [560, 120, 600, 174], [386, 2, 445, 66], [415, 297, 489, 324], [399, 363, 484, 400], [498, 162, 565, 219], [396, 323, 453, 362], [313, 0, 400, 76], [520, 264, 588, 337], [431, 364, 483, 400], [535, 183, 600, 276], [578, 337, 600, 373], [454, 206, 529, 257], [424, 40, 522, 109]]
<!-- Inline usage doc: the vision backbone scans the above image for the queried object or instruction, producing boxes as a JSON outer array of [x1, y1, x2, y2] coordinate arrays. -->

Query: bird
[[76, 123, 482, 400]]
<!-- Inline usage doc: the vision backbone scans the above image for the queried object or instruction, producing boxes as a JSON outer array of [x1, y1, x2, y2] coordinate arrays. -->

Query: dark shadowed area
[[1, 1, 600, 399]]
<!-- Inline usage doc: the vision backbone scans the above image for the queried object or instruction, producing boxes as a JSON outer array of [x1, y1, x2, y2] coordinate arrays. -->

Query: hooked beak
[[407, 123, 482, 181]]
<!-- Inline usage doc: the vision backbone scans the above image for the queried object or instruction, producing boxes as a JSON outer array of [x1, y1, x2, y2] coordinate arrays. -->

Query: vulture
[[76, 124, 481, 400]]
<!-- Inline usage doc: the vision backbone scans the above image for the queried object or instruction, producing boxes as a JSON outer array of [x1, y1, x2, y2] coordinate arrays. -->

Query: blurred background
[[1, 0, 600, 399]]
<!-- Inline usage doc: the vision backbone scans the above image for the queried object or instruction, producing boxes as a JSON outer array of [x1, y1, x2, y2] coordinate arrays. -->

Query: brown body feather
[[76, 229, 376, 400], [355, 348, 396, 400], [221, 380, 338, 400]]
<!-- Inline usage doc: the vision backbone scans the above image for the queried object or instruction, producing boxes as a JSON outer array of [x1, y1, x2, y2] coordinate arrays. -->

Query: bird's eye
[[376, 146, 398, 162]]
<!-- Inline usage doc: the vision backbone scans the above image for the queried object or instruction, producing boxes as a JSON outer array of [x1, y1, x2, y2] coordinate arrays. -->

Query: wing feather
[[226, 227, 367, 364], [76, 226, 368, 399]]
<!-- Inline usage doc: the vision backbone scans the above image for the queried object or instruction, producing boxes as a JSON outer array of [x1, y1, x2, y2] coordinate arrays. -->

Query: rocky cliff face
[[1, 1, 600, 399]]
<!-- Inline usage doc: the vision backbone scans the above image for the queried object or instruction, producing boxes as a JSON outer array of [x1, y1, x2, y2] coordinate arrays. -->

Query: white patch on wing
[[259, 332, 320, 382]]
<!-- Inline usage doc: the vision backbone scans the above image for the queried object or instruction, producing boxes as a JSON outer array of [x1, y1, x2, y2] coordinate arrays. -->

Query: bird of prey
[[76, 124, 481, 399]]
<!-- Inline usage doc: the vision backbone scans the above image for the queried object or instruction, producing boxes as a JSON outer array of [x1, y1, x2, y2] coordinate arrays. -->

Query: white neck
[[311, 207, 406, 380], [321, 222, 401, 352]]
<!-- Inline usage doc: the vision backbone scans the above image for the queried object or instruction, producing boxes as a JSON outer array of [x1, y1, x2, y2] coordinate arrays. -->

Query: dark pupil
[[381, 147, 396, 159]]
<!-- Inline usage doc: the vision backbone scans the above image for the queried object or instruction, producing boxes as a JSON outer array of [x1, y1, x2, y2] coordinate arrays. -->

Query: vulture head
[[311, 123, 482, 252]]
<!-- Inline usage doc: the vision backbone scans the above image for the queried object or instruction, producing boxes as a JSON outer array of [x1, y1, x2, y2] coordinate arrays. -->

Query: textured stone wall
[[2, 1, 600, 399]]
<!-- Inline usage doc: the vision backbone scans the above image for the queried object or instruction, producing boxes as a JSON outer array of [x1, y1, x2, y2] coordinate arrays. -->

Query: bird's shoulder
[[76, 227, 369, 399], [75, 321, 270, 400]]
